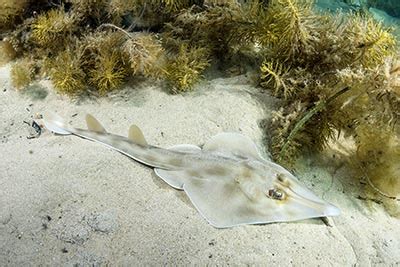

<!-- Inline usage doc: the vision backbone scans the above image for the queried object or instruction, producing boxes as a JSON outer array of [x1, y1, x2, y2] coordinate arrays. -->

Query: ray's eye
[[268, 188, 285, 200]]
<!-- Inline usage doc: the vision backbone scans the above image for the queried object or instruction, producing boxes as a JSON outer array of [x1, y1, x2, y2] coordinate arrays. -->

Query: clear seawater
[[316, 0, 400, 18], [316, 0, 400, 36]]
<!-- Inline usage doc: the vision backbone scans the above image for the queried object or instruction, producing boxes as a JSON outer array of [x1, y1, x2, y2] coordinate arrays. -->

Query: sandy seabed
[[0, 64, 399, 266]]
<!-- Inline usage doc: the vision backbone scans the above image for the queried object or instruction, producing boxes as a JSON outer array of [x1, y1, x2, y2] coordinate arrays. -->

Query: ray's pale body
[[42, 113, 340, 228]]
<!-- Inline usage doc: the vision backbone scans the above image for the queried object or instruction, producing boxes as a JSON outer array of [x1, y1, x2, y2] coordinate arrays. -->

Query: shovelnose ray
[[42, 113, 340, 228]]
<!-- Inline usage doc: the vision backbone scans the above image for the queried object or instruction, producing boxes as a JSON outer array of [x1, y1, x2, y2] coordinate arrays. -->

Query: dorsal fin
[[203, 132, 263, 160], [85, 114, 106, 133], [128, 125, 148, 146]]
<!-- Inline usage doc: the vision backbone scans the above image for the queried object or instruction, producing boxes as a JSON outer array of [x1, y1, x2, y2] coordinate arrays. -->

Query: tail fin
[[42, 112, 71, 135]]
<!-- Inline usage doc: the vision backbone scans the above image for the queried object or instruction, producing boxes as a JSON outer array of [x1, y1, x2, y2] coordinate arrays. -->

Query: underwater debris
[[24, 119, 42, 139]]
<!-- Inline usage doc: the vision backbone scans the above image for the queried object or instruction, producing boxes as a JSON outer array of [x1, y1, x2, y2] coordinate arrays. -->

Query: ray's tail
[[42, 112, 72, 135], [42, 112, 148, 147]]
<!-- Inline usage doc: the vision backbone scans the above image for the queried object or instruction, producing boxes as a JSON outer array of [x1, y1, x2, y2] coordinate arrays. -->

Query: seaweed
[[39, 27, 130, 96], [10, 58, 35, 90], [127, 1, 173, 29], [164, 43, 210, 93], [89, 50, 128, 95], [263, 0, 322, 63], [274, 87, 350, 165], [67, 0, 109, 19], [344, 15, 397, 68], [260, 60, 292, 99], [0, 40, 17, 65], [122, 33, 166, 78], [162, 4, 250, 59], [256, 0, 400, 202], [160, 2, 263, 90], [30, 8, 77, 49], [2, 0, 259, 96], [258, 0, 398, 157], [355, 123, 400, 198], [0, 0, 29, 31], [203, 0, 238, 6], [158, 0, 192, 12], [107, 0, 137, 25], [81, 30, 130, 95], [269, 102, 305, 166], [46, 47, 86, 95]]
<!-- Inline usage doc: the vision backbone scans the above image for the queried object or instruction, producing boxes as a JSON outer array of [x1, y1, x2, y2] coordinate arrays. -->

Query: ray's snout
[[275, 173, 341, 219], [292, 183, 340, 217]]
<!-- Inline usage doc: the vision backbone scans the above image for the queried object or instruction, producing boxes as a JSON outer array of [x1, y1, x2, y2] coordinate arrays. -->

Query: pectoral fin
[[183, 176, 264, 228], [154, 169, 187, 189], [203, 132, 264, 161], [155, 167, 270, 228]]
